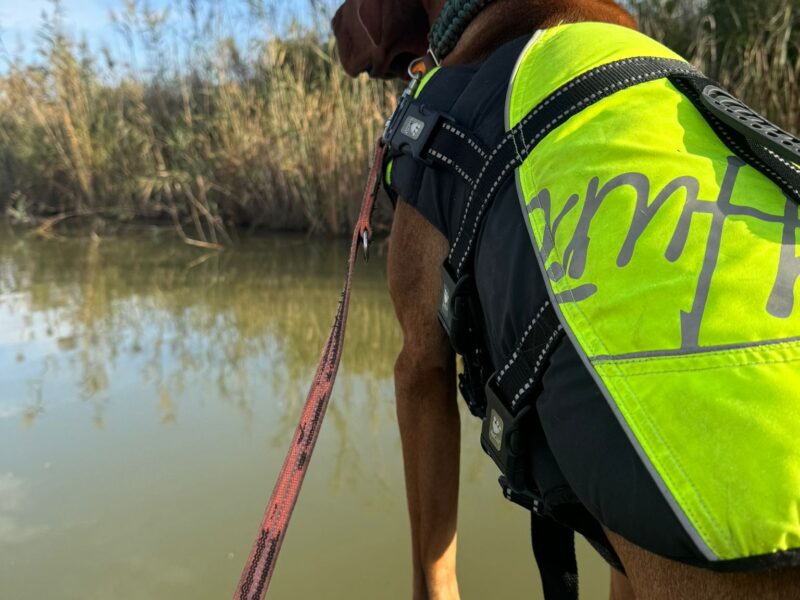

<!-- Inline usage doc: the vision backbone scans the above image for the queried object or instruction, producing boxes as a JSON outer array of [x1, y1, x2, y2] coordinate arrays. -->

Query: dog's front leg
[[389, 200, 461, 600]]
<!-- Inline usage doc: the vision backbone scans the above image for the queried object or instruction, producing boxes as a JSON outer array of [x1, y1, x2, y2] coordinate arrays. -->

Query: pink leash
[[233, 140, 387, 600]]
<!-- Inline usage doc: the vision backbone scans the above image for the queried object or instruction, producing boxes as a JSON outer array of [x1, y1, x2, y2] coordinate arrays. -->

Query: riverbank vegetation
[[1, 0, 797, 241]]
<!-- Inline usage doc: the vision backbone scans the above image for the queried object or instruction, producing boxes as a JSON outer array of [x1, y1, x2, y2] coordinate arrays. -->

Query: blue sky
[[0, 0, 328, 63], [1, 0, 128, 46]]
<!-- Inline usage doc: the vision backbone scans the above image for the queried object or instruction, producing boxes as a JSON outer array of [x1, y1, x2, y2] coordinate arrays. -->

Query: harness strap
[[426, 120, 488, 186], [531, 512, 579, 600], [493, 300, 563, 411], [385, 101, 488, 187]]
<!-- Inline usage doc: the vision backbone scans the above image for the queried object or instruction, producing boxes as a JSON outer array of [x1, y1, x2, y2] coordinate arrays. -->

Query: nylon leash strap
[[233, 140, 386, 600]]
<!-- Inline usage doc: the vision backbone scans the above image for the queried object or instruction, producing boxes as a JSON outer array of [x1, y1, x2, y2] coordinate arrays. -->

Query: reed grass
[[0, 0, 797, 239]]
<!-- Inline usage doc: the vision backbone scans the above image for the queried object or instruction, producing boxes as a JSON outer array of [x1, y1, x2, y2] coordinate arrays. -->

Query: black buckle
[[437, 263, 474, 355], [384, 101, 448, 165], [498, 475, 543, 514], [458, 371, 486, 419], [480, 374, 533, 492]]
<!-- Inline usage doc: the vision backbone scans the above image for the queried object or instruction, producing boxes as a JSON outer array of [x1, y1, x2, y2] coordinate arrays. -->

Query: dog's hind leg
[[606, 529, 800, 599], [388, 200, 461, 599]]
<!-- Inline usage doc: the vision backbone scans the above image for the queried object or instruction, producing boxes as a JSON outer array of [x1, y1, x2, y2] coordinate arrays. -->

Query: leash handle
[[232, 140, 385, 600]]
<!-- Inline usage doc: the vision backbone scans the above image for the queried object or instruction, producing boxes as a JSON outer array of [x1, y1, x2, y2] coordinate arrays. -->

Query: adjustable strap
[[384, 100, 488, 187], [498, 477, 579, 600], [493, 300, 564, 411], [426, 119, 488, 186], [531, 512, 579, 600]]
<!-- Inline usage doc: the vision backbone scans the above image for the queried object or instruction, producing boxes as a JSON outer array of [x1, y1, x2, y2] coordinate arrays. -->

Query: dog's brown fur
[[332, 2, 800, 598]]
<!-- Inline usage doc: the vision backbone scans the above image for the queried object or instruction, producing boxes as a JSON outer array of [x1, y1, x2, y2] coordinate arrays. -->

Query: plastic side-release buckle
[[480, 374, 533, 493], [437, 263, 474, 355], [458, 371, 486, 419], [384, 101, 448, 165], [498, 475, 543, 514]]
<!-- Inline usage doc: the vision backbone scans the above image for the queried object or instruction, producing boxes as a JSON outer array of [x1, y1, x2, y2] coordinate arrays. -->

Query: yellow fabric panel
[[595, 342, 800, 559], [511, 22, 800, 559], [508, 22, 684, 128], [522, 79, 800, 355]]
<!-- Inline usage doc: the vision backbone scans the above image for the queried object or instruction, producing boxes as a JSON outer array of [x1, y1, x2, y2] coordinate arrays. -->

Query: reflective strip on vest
[[509, 22, 800, 561]]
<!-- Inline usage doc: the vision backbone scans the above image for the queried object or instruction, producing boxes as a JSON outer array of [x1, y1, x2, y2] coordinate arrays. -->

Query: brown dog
[[332, 2, 800, 599]]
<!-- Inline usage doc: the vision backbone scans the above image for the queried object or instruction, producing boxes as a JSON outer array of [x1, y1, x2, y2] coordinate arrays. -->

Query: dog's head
[[333, 1, 638, 80], [331, 0, 431, 79]]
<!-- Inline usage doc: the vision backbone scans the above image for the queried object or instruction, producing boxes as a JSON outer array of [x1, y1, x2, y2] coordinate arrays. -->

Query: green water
[[0, 232, 609, 599]]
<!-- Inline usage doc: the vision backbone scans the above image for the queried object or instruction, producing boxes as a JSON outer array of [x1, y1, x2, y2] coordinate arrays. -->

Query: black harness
[[382, 49, 800, 600]]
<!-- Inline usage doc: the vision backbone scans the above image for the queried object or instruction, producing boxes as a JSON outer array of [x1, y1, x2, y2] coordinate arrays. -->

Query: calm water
[[0, 232, 609, 599]]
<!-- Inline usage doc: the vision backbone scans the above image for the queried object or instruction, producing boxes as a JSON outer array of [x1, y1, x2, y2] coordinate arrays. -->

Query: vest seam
[[593, 337, 800, 364], [597, 354, 800, 377]]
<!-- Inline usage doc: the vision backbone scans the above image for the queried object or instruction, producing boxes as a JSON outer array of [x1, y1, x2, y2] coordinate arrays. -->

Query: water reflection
[[0, 231, 608, 600], [0, 233, 399, 429], [0, 473, 45, 545]]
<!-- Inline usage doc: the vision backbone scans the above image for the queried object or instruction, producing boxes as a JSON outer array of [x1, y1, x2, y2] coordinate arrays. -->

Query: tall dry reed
[[0, 0, 797, 239]]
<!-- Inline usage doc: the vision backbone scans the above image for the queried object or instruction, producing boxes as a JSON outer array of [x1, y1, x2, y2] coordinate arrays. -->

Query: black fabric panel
[[522, 392, 626, 573], [536, 336, 704, 563], [475, 177, 552, 369]]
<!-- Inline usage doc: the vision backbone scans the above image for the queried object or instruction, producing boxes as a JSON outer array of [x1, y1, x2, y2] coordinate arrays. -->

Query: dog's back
[[387, 20, 800, 574]]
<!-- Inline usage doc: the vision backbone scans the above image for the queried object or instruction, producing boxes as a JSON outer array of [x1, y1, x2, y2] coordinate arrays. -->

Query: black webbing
[[384, 101, 488, 187], [531, 512, 579, 600], [426, 120, 488, 186], [493, 300, 563, 412]]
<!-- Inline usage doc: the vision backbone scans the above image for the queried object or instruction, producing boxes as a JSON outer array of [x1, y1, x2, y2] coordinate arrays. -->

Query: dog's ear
[[357, 0, 383, 46]]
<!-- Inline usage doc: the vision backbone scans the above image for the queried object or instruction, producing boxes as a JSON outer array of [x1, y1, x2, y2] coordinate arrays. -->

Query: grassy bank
[[1, 1, 797, 240]]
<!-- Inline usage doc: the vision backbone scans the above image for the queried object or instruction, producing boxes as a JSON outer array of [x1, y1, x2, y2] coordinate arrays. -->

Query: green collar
[[428, 0, 495, 64]]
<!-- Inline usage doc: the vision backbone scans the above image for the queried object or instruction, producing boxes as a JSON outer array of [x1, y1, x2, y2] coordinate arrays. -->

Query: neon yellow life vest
[[509, 22, 800, 562]]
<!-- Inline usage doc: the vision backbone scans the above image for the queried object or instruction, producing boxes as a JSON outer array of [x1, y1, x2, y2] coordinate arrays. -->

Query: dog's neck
[[421, 0, 636, 65]]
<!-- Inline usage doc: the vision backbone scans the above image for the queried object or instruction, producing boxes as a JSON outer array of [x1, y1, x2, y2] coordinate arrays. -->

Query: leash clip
[[361, 230, 370, 262]]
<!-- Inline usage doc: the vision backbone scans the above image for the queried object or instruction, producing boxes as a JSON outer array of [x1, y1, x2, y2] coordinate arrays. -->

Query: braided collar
[[428, 0, 495, 64]]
